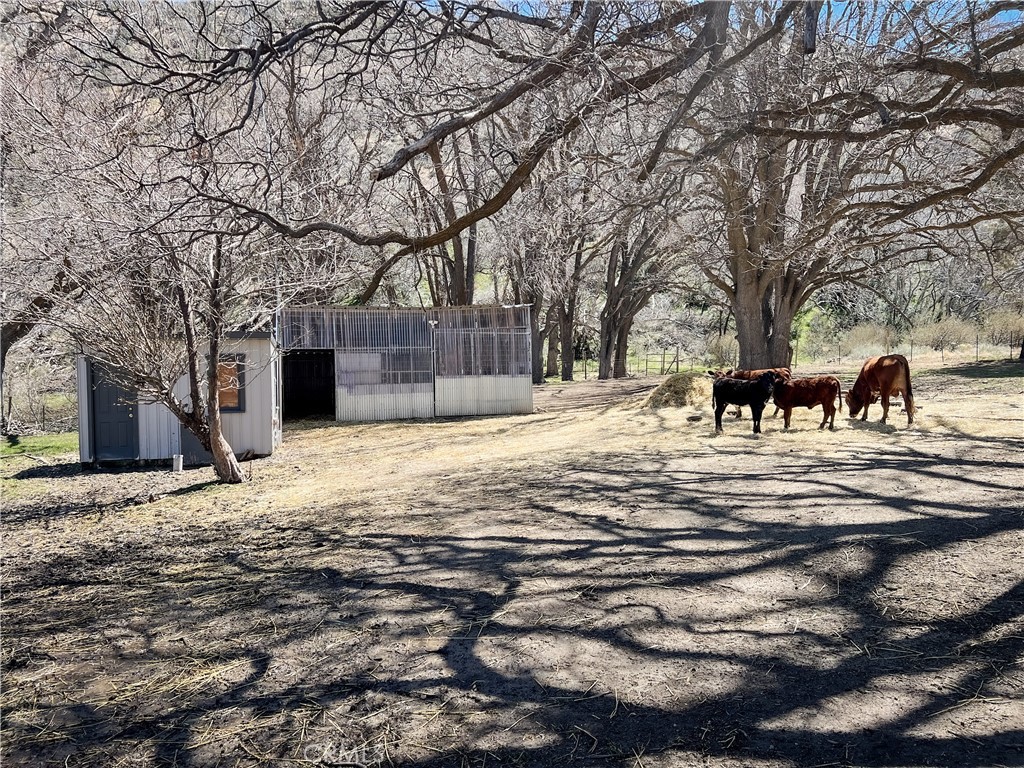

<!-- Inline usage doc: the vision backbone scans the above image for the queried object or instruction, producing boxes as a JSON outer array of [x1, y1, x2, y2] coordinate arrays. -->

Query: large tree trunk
[[768, 291, 797, 367], [734, 274, 771, 369], [545, 322, 558, 379], [597, 312, 616, 380], [735, 289, 798, 369], [612, 318, 633, 378]]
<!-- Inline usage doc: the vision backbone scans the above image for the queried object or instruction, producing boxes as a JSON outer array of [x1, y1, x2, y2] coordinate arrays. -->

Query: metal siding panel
[[219, 338, 276, 456], [77, 356, 91, 461], [137, 400, 169, 460], [245, 339, 273, 454]]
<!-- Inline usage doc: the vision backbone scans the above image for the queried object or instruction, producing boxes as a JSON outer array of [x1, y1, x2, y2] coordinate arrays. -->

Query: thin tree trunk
[[206, 362, 243, 483], [597, 313, 616, 380], [528, 295, 545, 385], [207, 236, 244, 484], [465, 221, 477, 305], [559, 304, 575, 381]]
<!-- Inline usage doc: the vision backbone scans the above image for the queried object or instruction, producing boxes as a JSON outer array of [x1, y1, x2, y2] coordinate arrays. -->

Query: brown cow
[[846, 355, 915, 425], [707, 368, 791, 419], [772, 375, 843, 430]]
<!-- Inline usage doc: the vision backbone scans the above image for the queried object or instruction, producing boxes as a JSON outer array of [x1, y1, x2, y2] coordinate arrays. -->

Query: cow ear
[[706, 371, 717, 379]]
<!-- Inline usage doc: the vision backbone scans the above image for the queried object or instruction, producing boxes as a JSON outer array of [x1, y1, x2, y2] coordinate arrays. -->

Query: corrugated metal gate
[[432, 306, 532, 417], [281, 306, 532, 421]]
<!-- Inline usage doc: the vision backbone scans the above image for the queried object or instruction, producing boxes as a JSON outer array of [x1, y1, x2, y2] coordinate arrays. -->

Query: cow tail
[[904, 365, 915, 416], [837, 379, 843, 412]]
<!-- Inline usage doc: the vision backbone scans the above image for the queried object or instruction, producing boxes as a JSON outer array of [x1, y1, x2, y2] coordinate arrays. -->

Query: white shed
[[77, 332, 282, 467]]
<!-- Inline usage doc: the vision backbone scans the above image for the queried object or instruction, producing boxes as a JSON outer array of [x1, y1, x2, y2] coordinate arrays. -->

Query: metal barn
[[280, 305, 533, 421], [78, 332, 282, 466]]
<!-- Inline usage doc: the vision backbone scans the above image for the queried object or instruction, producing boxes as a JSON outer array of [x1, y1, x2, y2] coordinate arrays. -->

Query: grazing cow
[[712, 371, 780, 434], [772, 375, 843, 430], [846, 354, 915, 425], [707, 367, 792, 418]]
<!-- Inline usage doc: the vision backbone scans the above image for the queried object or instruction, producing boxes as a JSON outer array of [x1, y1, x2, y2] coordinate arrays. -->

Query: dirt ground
[[2, 360, 1023, 768]]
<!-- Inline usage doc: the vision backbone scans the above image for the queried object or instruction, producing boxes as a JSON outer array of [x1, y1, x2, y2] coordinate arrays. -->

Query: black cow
[[712, 371, 779, 434]]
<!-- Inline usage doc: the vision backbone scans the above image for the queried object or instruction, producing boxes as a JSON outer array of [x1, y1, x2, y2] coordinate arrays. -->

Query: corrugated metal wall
[[173, 337, 279, 457], [281, 306, 533, 421], [221, 337, 278, 455], [138, 399, 180, 460], [77, 356, 92, 461], [432, 305, 533, 417]]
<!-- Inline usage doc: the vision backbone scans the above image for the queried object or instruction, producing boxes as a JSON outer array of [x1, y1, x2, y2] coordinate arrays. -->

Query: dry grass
[[2, 360, 1022, 768]]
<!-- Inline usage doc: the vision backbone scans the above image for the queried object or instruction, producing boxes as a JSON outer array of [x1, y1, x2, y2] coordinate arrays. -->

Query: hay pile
[[642, 372, 712, 409]]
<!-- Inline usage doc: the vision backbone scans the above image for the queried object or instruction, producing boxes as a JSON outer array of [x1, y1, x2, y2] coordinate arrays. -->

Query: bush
[[914, 317, 976, 359], [983, 311, 1024, 351], [843, 323, 900, 355], [801, 311, 839, 361]]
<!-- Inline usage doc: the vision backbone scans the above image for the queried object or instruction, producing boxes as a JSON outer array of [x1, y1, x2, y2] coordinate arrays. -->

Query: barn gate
[[280, 306, 533, 421]]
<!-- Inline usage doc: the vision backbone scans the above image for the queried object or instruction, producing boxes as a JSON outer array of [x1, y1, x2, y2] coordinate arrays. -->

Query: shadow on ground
[[3, 432, 1023, 767]]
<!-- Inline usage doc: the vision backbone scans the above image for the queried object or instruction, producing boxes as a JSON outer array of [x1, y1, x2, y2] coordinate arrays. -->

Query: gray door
[[91, 363, 139, 461]]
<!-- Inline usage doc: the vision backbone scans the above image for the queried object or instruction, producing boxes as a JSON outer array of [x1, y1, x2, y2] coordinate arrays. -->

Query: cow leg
[[715, 403, 727, 432], [821, 404, 835, 430], [784, 408, 792, 430], [751, 404, 764, 434], [861, 402, 869, 421], [880, 392, 890, 424], [734, 406, 743, 419]]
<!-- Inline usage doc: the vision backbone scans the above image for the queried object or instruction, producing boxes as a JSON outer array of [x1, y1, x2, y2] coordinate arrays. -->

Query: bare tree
[[666, 2, 1024, 367], [2, 3, 341, 481], [7, 0, 1022, 408]]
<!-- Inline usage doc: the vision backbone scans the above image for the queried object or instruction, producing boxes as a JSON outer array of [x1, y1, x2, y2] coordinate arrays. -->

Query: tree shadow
[[9, 461, 84, 480], [3, 431, 1022, 767], [914, 359, 1023, 380]]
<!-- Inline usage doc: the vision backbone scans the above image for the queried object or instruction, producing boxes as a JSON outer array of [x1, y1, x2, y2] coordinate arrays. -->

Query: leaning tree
[[2, 3, 344, 481]]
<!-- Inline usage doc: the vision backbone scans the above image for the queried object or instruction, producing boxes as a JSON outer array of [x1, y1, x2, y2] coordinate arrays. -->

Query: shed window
[[218, 355, 246, 412]]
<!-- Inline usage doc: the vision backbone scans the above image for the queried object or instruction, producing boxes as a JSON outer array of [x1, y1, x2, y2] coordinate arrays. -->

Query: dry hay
[[641, 372, 712, 409]]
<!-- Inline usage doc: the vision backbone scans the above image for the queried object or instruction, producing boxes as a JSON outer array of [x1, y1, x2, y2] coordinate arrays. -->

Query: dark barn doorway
[[283, 349, 335, 419]]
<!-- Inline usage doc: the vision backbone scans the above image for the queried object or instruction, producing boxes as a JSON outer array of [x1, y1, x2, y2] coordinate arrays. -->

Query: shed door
[[91, 363, 139, 461]]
